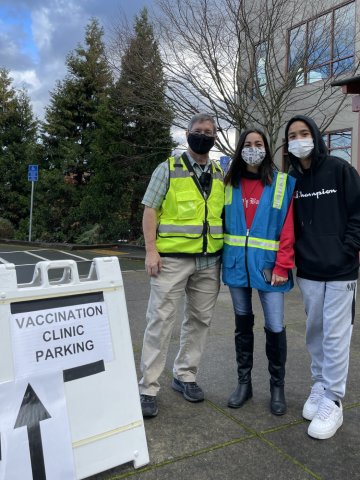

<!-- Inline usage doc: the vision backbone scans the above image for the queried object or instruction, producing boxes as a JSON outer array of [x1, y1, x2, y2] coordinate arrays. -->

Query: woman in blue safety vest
[[222, 129, 296, 415]]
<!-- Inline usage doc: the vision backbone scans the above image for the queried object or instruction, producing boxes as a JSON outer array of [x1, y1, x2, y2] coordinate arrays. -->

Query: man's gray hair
[[188, 113, 217, 134]]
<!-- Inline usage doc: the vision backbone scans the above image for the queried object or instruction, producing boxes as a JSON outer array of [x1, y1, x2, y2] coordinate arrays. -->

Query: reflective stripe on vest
[[225, 185, 232, 205], [158, 224, 203, 234], [158, 224, 223, 235], [170, 162, 191, 178], [210, 225, 223, 234], [169, 160, 222, 179], [272, 172, 287, 209], [212, 169, 223, 180], [224, 234, 279, 251]]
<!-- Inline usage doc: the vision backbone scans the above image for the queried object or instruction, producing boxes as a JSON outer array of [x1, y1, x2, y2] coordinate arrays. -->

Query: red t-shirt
[[240, 177, 295, 278]]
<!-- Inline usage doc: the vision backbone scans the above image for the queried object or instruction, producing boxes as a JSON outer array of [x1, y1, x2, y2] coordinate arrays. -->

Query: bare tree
[[156, 0, 358, 155]]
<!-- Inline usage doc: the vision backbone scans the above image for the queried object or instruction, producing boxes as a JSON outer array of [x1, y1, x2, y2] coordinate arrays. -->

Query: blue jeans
[[229, 287, 285, 333]]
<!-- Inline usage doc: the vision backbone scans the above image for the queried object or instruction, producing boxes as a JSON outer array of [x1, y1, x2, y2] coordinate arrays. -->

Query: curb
[[0, 238, 142, 251]]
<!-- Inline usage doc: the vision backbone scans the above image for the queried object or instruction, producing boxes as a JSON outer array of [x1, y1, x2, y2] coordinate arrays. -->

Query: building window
[[254, 42, 267, 96], [323, 130, 352, 163], [288, 1, 355, 85]]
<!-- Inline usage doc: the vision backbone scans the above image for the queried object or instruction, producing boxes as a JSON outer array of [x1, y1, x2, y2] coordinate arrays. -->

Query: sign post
[[28, 165, 38, 242]]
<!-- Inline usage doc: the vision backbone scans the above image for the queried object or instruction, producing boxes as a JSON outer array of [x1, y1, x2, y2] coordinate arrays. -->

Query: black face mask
[[187, 133, 215, 154]]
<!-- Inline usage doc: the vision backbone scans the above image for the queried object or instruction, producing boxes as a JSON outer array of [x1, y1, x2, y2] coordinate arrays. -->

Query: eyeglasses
[[189, 130, 216, 138]]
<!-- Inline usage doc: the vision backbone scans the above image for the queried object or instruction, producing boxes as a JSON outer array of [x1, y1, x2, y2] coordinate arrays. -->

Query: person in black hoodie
[[285, 115, 360, 440]]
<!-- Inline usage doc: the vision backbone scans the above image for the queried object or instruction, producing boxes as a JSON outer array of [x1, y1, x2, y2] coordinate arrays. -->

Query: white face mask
[[288, 139, 314, 159], [241, 147, 266, 166]]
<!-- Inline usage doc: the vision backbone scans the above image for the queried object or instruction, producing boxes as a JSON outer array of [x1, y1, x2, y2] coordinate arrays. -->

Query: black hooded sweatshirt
[[285, 115, 360, 281]]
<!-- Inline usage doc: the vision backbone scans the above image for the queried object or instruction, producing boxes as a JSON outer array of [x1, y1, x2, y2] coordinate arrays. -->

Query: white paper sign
[[0, 372, 76, 480], [10, 298, 113, 379]]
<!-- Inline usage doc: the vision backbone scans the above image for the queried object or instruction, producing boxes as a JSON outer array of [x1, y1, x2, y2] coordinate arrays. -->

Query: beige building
[[268, 0, 359, 173]]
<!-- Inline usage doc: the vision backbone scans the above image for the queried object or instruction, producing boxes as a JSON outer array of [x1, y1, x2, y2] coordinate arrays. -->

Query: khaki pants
[[139, 257, 220, 396]]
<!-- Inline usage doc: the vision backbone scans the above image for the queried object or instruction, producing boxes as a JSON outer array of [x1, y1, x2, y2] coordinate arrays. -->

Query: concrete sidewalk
[[89, 261, 360, 480]]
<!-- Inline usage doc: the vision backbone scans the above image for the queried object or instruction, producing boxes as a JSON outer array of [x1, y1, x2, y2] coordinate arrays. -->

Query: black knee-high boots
[[228, 320, 287, 415], [265, 327, 287, 415], [227, 314, 254, 408]]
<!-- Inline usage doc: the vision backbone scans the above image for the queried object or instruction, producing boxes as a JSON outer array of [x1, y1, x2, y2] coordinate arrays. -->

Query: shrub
[[75, 224, 101, 244], [0, 218, 15, 239]]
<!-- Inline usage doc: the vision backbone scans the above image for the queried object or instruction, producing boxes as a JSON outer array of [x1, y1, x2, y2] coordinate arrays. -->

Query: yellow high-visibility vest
[[156, 156, 224, 255]]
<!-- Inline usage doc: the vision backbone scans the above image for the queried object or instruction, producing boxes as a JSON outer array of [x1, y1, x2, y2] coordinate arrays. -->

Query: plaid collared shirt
[[142, 152, 221, 270]]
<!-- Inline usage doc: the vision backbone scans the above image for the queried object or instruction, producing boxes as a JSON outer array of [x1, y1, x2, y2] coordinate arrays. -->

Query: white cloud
[[11, 69, 41, 92], [31, 7, 54, 51], [0, 34, 19, 58]]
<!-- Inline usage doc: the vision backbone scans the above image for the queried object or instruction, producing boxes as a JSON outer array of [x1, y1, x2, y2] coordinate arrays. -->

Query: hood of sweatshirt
[[285, 115, 328, 176]]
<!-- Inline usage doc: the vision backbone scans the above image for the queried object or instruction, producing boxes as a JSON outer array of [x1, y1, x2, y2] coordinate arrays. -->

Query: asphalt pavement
[[0, 243, 144, 283], [1, 243, 359, 480]]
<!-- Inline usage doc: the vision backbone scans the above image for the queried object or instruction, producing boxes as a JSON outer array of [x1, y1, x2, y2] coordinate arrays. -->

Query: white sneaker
[[307, 397, 343, 440], [302, 382, 325, 420]]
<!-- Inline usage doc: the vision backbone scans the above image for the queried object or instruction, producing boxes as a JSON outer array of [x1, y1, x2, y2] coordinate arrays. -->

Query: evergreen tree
[[41, 18, 114, 242], [43, 17, 112, 176], [0, 68, 38, 234], [113, 8, 174, 240], [76, 96, 130, 242]]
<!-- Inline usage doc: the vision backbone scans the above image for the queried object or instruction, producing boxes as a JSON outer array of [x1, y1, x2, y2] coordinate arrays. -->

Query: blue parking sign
[[219, 156, 231, 174], [28, 165, 38, 181]]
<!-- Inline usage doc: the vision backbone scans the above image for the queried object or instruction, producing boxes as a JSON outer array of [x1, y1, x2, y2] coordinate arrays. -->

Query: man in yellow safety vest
[[139, 112, 225, 417]]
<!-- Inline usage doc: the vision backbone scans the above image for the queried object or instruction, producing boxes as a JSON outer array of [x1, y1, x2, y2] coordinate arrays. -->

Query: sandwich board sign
[[0, 257, 149, 479]]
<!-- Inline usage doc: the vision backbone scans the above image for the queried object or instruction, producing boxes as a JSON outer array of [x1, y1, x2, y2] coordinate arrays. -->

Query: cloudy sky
[[0, 0, 155, 119]]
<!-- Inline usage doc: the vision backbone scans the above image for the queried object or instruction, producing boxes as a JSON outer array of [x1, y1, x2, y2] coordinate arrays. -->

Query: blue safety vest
[[222, 172, 296, 292]]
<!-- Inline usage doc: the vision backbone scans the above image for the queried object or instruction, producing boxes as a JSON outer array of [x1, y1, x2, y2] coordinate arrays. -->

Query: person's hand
[[145, 250, 162, 277], [271, 273, 288, 286]]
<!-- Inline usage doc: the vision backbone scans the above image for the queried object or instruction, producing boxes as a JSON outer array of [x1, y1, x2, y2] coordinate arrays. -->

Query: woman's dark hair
[[224, 129, 277, 187]]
